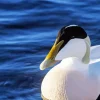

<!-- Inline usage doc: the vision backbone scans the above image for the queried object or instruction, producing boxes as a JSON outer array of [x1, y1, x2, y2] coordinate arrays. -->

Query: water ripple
[[0, 0, 100, 99]]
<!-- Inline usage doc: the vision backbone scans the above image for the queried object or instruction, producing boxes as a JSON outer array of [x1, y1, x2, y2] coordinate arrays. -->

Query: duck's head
[[40, 25, 91, 70]]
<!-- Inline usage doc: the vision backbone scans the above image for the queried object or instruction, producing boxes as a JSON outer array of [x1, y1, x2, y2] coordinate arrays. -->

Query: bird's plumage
[[40, 25, 100, 100], [41, 46, 100, 100]]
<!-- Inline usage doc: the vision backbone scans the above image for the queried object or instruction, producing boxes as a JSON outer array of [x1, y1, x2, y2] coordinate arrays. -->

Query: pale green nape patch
[[82, 36, 91, 64]]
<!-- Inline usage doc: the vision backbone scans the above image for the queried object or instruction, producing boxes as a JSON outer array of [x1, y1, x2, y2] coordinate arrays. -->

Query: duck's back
[[90, 45, 100, 62], [89, 45, 100, 81]]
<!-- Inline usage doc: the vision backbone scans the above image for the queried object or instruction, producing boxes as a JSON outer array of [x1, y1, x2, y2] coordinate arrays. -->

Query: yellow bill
[[40, 39, 64, 70]]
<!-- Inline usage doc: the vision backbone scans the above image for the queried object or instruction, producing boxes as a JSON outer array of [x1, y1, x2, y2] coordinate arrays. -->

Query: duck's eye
[[71, 36, 75, 39]]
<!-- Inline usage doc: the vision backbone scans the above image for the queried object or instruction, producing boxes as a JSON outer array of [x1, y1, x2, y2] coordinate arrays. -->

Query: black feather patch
[[96, 94, 100, 100], [56, 25, 87, 51]]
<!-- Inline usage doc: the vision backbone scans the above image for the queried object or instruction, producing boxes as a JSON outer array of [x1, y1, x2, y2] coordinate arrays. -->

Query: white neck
[[60, 57, 89, 70]]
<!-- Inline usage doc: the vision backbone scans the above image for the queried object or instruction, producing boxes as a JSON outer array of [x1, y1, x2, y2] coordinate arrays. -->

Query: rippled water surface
[[0, 0, 100, 100]]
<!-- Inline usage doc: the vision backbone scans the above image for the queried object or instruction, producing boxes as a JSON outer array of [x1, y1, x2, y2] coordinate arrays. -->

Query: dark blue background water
[[0, 0, 100, 100]]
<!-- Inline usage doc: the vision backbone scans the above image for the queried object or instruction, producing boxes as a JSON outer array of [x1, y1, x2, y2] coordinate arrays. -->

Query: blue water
[[0, 0, 100, 100]]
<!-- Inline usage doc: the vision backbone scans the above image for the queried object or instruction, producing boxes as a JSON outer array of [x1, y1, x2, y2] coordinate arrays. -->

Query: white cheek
[[55, 39, 86, 60]]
